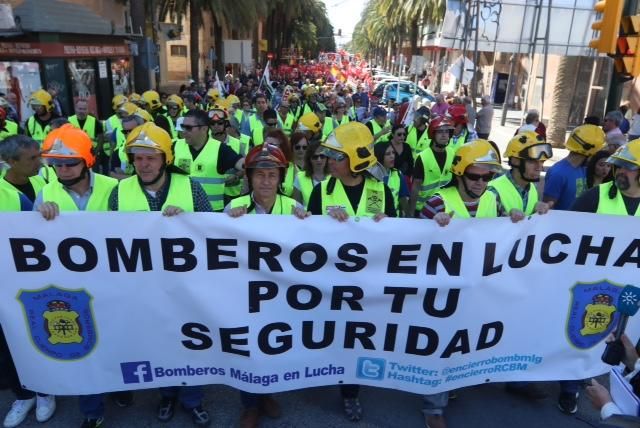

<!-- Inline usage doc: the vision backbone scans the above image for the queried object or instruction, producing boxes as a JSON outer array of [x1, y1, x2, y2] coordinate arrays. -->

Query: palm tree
[[547, 56, 580, 147]]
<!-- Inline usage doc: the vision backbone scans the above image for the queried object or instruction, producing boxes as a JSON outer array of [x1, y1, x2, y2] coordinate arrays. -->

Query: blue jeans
[[160, 386, 203, 409]]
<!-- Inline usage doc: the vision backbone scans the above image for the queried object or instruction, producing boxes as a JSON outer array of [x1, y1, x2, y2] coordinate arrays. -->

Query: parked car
[[382, 82, 435, 104]]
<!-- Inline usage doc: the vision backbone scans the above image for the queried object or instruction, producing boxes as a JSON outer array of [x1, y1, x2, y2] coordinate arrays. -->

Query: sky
[[321, 0, 367, 48]]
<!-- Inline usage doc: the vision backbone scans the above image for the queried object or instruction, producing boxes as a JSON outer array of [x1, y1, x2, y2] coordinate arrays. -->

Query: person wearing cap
[[173, 109, 244, 211], [224, 143, 305, 428], [418, 139, 505, 428], [543, 124, 606, 211], [207, 108, 248, 205], [0, 135, 47, 205], [406, 106, 431, 159], [307, 121, 396, 423], [25, 89, 58, 145], [409, 116, 456, 217], [365, 107, 392, 143], [321, 98, 350, 141], [276, 100, 295, 136]]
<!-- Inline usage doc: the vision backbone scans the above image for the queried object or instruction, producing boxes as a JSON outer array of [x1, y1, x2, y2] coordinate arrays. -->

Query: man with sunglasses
[[208, 108, 249, 205], [543, 124, 606, 211], [418, 139, 503, 428], [307, 122, 396, 423], [572, 139, 640, 215], [173, 109, 244, 212], [488, 132, 552, 220], [252, 108, 279, 146]]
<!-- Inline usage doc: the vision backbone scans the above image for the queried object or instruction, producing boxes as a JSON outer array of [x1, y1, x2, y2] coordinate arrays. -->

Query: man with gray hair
[[0, 135, 47, 203], [603, 110, 624, 139], [475, 96, 493, 139]]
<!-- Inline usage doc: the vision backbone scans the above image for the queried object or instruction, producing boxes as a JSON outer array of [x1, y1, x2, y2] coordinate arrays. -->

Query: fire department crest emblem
[[17, 285, 97, 360], [566, 280, 622, 349]]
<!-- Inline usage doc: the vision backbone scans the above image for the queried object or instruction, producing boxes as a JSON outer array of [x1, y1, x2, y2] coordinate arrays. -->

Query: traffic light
[[615, 15, 640, 77], [589, 0, 624, 54]]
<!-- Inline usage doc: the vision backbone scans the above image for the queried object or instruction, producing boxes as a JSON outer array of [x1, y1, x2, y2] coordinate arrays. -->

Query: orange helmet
[[428, 116, 455, 140], [41, 124, 95, 168], [447, 104, 468, 126]]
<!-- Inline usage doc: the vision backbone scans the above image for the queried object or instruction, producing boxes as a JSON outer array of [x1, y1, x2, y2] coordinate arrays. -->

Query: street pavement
[[0, 379, 609, 427], [0, 109, 612, 428]]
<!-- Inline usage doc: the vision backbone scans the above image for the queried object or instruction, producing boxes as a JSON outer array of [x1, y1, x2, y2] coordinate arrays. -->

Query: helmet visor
[[607, 156, 640, 171], [521, 143, 552, 160], [321, 147, 347, 162]]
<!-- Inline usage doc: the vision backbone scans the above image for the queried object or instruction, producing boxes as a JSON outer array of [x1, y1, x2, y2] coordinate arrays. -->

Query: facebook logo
[[120, 361, 153, 384], [355, 357, 386, 381]]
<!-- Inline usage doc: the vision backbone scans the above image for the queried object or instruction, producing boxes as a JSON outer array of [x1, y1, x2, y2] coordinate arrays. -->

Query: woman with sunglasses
[[388, 124, 414, 176], [290, 132, 308, 170], [294, 139, 328, 206], [374, 141, 410, 217], [487, 131, 553, 221]]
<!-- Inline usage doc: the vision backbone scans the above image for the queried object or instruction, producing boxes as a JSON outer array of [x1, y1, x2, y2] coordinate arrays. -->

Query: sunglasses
[[211, 120, 225, 126], [311, 154, 327, 160], [294, 144, 308, 151], [52, 160, 82, 168], [168, 105, 179, 110], [464, 172, 495, 182], [182, 124, 205, 131]]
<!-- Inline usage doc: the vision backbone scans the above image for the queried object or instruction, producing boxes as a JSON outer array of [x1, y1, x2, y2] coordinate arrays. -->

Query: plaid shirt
[[108, 173, 213, 212]]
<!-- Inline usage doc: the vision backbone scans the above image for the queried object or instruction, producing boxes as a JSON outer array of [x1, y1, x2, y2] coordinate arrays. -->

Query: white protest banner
[[0, 211, 639, 396]]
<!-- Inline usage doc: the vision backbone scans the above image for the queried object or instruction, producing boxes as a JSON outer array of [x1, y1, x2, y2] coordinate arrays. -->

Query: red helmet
[[245, 144, 288, 169], [428, 116, 455, 140], [447, 104, 468, 126]]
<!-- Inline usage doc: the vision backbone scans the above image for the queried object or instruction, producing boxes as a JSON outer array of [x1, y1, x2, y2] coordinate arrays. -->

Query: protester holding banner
[[586, 334, 640, 422], [410, 116, 456, 217], [34, 124, 118, 220], [108, 122, 212, 426], [419, 139, 503, 428], [307, 121, 396, 422], [488, 131, 552, 219], [224, 144, 307, 427]]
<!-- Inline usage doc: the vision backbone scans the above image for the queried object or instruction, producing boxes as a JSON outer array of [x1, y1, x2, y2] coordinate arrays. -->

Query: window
[[171, 45, 188, 57]]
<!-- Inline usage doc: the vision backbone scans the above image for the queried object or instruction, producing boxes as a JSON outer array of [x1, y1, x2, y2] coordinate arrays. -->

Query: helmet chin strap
[[58, 167, 88, 187], [461, 177, 482, 199], [139, 163, 166, 186], [516, 160, 540, 183]]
